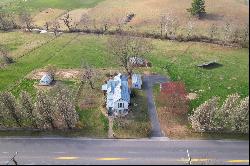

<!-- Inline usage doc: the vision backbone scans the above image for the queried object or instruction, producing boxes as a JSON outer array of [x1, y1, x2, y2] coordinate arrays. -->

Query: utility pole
[[6, 152, 18, 165], [187, 149, 192, 165]]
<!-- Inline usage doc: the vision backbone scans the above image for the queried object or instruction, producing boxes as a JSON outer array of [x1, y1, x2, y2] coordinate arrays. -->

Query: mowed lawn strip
[[0, 32, 52, 59], [23, 0, 104, 10], [0, 34, 78, 91]]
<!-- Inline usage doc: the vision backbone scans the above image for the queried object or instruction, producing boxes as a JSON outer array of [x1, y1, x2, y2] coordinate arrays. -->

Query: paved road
[[0, 137, 248, 165], [143, 75, 169, 137]]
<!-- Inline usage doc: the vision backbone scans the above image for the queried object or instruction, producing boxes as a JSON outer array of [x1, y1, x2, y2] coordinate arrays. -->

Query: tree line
[[0, 85, 79, 130]]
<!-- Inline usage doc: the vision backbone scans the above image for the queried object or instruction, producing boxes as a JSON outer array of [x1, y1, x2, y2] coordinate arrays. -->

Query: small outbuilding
[[39, 74, 53, 86], [132, 74, 142, 89]]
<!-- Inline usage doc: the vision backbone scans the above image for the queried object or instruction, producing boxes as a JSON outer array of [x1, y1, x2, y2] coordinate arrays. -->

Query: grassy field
[[0, 32, 248, 108], [0, 32, 52, 59], [67, 0, 249, 38], [150, 40, 249, 110], [23, 0, 104, 10], [1, 0, 104, 10], [2, 0, 248, 42], [113, 90, 151, 138], [0, 32, 248, 138]]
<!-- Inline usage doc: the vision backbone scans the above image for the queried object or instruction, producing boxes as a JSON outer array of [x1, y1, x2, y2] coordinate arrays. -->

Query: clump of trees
[[189, 93, 249, 134], [19, 10, 33, 32], [160, 12, 179, 38], [0, 86, 79, 130], [187, 0, 206, 19], [0, 12, 16, 31], [107, 34, 153, 77]]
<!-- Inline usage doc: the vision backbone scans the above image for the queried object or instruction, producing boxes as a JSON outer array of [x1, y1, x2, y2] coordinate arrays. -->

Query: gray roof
[[40, 74, 53, 85], [132, 74, 142, 85], [104, 73, 130, 108]]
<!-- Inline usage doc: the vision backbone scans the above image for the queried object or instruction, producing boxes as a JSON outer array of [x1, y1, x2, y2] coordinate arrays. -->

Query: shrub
[[189, 97, 219, 132], [189, 94, 249, 134], [230, 96, 249, 134], [0, 92, 22, 127], [213, 93, 240, 131]]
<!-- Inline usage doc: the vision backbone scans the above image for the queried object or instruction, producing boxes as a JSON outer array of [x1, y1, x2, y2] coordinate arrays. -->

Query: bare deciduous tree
[[0, 92, 22, 127], [79, 13, 91, 31], [223, 22, 232, 44], [114, 17, 124, 33], [35, 91, 55, 129], [160, 12, 179, 38], [19, 10, 33, 32], [0, 44, 13, 66], [45, 64, 57, 80], [0, 12, 16, 31], [107, 34, 153, 77], [208, 23, 219, 39], [81, 61, 96, 89], [44, 21, 51, 31], [51, 20, 60, 36], [62, 12, 76, 32], [19, 91, 38, 128], [101, 18, 111, 32], [187, 20, 195, 37], [53, 85, 79, 129]]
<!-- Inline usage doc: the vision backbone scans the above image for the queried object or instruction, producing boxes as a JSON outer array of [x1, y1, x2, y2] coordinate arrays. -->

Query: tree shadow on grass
[[202, 13, 224, 21]]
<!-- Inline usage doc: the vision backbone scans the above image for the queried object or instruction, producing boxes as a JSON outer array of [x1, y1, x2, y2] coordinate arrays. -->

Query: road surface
[[143, 75, 169, 137], [0, 137, 248, 165]]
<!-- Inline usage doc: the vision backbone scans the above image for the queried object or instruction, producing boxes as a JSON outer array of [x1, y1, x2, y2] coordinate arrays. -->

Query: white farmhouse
[[102, 73, 130, 116], [132, 74, 142, 89]]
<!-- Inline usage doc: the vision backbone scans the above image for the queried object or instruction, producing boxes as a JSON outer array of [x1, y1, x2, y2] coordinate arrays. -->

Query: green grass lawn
[[150, 41, 249, 110], [2, 0, 104, 11], [113, 90, 151, 138], [25, 0, 104, 10]]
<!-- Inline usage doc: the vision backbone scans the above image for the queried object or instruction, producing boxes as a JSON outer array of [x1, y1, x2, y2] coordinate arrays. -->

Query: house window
[[118, 103, 124, 108]]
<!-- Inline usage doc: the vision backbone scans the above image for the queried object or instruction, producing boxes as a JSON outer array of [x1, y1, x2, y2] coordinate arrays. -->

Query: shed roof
[[40, 74, 53, 85], [132, 74, 142, 85]]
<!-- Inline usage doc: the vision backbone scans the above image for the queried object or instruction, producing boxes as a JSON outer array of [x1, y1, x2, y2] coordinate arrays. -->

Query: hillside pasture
[[88, 0, 249, 34], [0, 32, 52, 59], [23, 0, 104, 10]]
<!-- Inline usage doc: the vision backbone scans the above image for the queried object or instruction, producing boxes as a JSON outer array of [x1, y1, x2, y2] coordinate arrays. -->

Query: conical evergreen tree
[[187, 0, 206, 19]]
